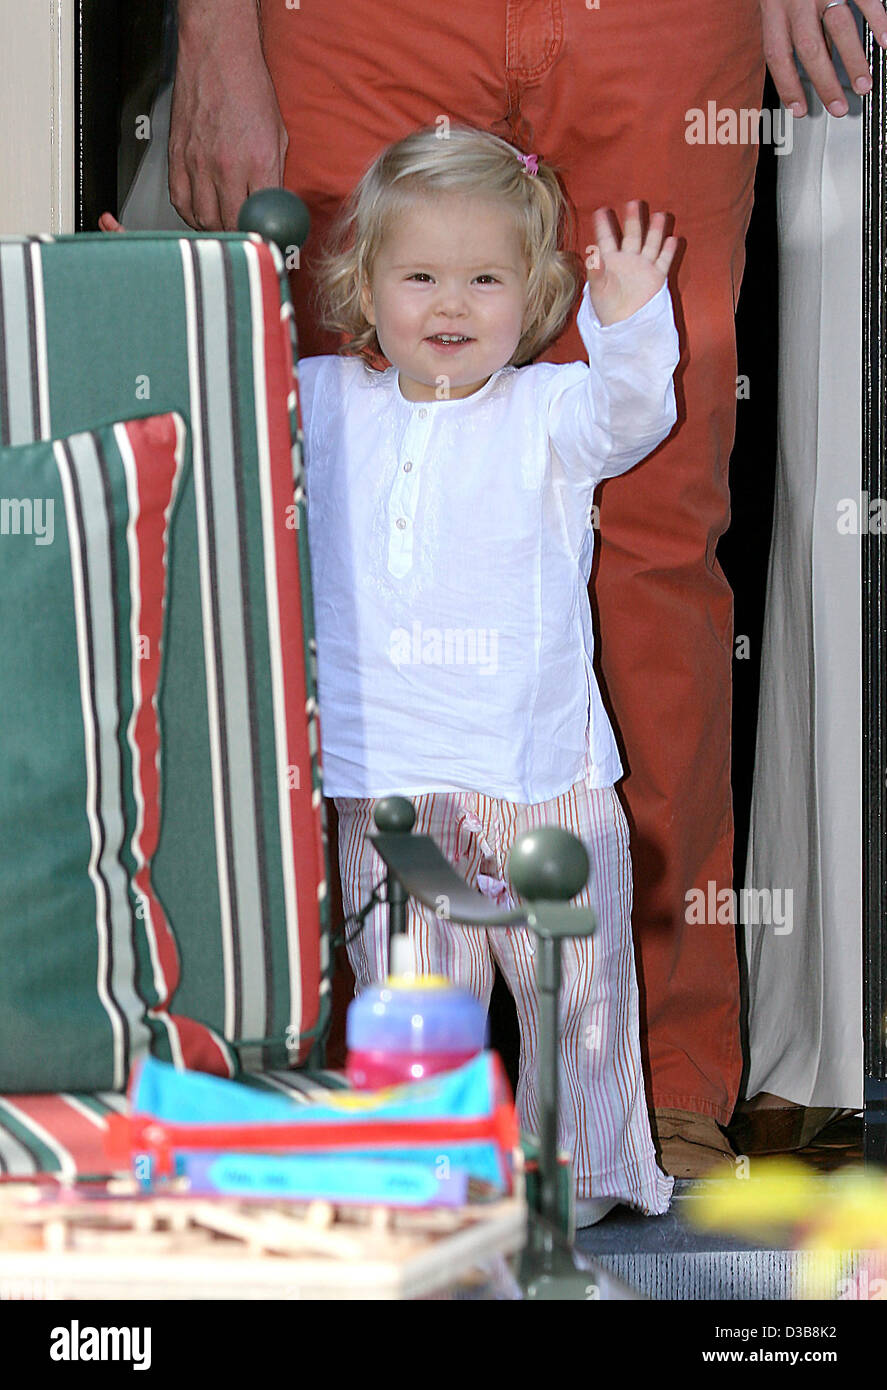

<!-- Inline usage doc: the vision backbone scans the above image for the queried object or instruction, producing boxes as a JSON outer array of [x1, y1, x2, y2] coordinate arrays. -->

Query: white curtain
[[744, 88, 864, 1109]]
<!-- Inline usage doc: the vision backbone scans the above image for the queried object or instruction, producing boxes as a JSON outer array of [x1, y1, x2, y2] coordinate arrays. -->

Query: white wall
[[0, 0, 74, 234]]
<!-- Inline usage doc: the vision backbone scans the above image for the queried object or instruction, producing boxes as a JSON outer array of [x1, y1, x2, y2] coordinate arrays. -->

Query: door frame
[[863, 30, 887, 1159], [0, 0, 75, 234]]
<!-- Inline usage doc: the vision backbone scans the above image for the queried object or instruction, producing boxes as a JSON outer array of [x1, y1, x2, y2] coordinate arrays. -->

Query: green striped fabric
[[0, 233, 330, 1088], [0, 414, 238, 1090]]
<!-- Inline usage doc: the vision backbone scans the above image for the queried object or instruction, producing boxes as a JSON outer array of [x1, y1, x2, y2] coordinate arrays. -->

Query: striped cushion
[[0, 1072, 349, 1182], [0, 414, 236, 1092], [0, 233, 330, 1083]]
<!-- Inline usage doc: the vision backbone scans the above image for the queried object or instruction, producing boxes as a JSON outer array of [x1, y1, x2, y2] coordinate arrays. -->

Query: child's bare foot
[[99, 212, 125, 232]]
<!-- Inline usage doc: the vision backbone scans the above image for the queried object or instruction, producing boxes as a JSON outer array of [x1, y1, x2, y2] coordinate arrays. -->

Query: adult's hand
[[169, 0, 288, 230], [760, 0, 887, 116]]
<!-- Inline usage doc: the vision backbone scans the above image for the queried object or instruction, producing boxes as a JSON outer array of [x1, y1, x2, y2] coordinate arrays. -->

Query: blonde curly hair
[[313, 125, 582, 368]]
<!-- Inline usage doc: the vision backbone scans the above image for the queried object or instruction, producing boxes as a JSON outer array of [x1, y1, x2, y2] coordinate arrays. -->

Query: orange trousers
[[260, 0, 766, 1124]]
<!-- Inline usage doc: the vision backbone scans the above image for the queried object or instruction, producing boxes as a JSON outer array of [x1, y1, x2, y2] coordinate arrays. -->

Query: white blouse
[[298, 281, 679, 802]]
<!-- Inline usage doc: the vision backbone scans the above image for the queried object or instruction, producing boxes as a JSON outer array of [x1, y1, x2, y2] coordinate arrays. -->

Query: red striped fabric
[[254, 245, 325, 1057], [0, 1073, 348, 1180], [123, 414, 234, 1079], [126, 416, 183, 1006], [0, 1096, 106, 1178]]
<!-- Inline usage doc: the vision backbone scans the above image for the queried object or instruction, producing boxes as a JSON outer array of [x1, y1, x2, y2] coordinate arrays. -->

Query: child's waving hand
[[587, 202, 678, 327]]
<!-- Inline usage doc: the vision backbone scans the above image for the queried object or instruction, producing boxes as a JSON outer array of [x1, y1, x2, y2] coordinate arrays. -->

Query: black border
[[74, 0, 121, 234], [863, 29, 887, 1159]]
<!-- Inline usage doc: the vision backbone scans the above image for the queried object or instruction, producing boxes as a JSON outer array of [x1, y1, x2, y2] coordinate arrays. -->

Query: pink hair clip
[[517, 152, 538, 176]]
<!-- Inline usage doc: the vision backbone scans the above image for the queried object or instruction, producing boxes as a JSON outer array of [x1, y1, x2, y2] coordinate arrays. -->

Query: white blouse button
[[403, 461, 413, 473], [395, 517, 407, 530], [418, 408, 428, 420]]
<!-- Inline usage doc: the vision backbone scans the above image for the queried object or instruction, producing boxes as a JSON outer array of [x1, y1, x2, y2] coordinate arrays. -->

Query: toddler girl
[[299, 125, 679, 1223]]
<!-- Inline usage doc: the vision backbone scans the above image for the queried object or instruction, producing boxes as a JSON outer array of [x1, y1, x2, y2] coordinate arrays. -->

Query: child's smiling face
[[359, 193, 529, 402]]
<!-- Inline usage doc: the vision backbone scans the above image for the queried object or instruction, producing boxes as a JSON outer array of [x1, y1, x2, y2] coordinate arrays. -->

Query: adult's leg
[[260, 0, 514, 1061], [515, 0, 765, 1126], [258, 0, 511, 356], [263, 0, 767, 1135]]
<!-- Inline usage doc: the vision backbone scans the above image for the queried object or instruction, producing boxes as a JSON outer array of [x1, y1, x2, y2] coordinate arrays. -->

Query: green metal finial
[[508, 827, 589, 902], [237, 189, 311, 256], [373, 796, 416, 834]]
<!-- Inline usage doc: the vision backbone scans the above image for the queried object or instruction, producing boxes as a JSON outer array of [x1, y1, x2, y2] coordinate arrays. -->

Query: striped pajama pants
[[334, 781, 673, 1215]]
